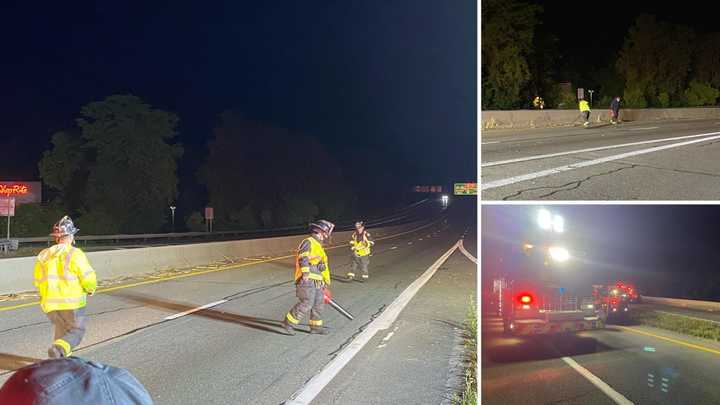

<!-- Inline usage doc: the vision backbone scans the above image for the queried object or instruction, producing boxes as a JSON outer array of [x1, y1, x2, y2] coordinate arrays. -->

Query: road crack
[[502, 164, 637, 200], [327, 304, 386, 358], [625, 162, 720, 179]]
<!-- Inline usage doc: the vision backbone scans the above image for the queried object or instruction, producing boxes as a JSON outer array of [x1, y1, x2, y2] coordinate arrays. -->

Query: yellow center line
[[0, 219, 444, 314], [617, 325, 720, 356]]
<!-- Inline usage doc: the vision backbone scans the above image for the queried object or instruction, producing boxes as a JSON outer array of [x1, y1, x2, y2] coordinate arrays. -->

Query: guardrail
[[12, 199, 434, 245], [642, 296, 720, 312], [0, 215, 445, 295]]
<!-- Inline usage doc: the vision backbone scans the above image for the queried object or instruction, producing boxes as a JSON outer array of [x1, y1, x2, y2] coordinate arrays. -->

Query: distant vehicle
[[613, 281, 641, 303], [593, 284, 631, 323]]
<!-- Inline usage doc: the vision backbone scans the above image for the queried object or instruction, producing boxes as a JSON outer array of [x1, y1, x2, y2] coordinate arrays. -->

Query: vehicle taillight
[[518, 294, 533, 305]]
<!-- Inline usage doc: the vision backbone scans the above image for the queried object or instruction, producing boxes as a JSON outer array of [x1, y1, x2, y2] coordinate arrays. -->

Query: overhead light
[[538, 209, 552, 230], [548, 246, 570, 262]]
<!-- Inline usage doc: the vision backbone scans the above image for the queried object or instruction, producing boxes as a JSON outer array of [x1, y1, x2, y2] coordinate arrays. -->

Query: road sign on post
[[204, 207, 214, 233], [0, 198, 15, 240]]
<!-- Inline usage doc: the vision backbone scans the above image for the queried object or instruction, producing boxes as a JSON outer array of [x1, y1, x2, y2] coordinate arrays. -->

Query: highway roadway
[[481, 118, 720, 200], [482, 307, 720, 405], [0, 200, 477, 405]]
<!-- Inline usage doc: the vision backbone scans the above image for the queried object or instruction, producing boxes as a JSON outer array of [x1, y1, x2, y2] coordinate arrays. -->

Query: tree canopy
[[38, 94, 183, 234]]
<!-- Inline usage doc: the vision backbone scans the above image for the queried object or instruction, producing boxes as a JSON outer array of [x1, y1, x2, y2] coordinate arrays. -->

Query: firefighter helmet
[[309, 219, 335, 236], [50, 215, 79, 237]]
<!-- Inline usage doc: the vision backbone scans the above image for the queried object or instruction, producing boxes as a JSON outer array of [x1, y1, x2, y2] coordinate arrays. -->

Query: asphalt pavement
[[0, 200, 477, 405], [481, 118, 720, 200], [482, 312, 720, 404]]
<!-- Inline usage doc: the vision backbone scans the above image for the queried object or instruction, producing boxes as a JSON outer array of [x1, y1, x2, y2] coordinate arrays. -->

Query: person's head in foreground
[[0, 356, 153, 404]]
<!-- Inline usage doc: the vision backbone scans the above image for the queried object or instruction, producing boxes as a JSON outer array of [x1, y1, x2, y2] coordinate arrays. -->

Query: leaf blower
[[323, 288, 354, 320]]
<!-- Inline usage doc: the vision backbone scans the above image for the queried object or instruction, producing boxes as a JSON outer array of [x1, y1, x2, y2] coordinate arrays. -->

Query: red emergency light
[[518, 293, 533, 305]]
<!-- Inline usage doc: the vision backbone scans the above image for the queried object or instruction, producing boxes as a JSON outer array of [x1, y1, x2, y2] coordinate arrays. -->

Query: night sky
[[1, 1, 476, 188], [533, 1, 717, 79]]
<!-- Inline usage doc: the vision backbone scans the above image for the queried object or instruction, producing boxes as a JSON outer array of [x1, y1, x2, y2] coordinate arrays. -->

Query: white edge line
[[628, 127, 659, 130], [562, 357, 634, 405], [285, 241, 460, 405], [482, 133, 720, 190], [164, 299, 228, 320], [482, 131, 720, 167], [458, 240, 478, 264]]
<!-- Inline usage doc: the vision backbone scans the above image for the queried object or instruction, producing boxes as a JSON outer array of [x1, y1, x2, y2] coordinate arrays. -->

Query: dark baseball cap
[[0, 356, 153, 404]]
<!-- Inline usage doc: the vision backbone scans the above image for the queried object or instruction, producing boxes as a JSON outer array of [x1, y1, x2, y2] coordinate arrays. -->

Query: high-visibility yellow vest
[[350, 231, 374, 257], [579, 100, 590, 112], [294, 236, 330, 284], [33, 244, 97, 313]]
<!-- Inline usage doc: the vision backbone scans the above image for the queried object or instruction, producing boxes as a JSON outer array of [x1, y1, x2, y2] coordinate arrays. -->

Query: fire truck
[[613, 281, 640, 303], [593, 284, 631, 323], [488, 208, 605, 336]]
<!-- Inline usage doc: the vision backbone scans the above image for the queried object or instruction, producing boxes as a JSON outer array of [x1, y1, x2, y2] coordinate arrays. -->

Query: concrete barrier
[[482, 107, 720, 130], [0, 220, 439, 295], [643, 296, 720, 312]]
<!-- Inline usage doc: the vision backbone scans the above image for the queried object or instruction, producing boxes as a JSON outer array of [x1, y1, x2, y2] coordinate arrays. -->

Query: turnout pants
[[350, 255, 370, 278], [286, 279, 325, 329], [46, 307, 86, 357]]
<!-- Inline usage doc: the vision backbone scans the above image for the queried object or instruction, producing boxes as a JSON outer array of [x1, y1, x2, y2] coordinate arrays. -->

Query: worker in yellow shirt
[[34, 216, 97, 358], [347, 221, 374, 281], [533, 95, 545, 110], [579, 97, 591, 127], [281, 220, 334, 335]]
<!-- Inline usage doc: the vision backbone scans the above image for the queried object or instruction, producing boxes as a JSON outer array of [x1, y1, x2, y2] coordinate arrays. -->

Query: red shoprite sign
[[0, 182, 41, 204]]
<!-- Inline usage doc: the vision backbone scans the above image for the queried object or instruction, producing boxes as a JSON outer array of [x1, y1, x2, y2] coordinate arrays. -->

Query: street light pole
[[170, 205, 176, 232], [588, 89, 594, 108]]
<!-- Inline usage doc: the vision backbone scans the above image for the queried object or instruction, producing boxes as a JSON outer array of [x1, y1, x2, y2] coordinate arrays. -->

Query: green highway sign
[[454, 182, 477, 195]]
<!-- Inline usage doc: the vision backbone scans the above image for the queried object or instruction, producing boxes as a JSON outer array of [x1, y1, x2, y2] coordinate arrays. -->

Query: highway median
[[629, 307, 720, 342]]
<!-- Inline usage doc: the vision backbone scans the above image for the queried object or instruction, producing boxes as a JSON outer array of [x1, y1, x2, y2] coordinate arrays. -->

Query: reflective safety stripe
[[64, 248, 75, 274], [54, 339, 72, 356], [82, 269, 94, 278], [307, 273, 324, 281], [287, 312, 300, 325], [301, 267, 310, 273], [309, 319, 323, 326], [35, 274, 80, 284], [45, 297, 85, 304]]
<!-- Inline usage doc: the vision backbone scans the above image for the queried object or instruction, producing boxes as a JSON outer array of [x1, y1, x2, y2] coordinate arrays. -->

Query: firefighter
[[533, 95, 545, 110], [579, 97, 591, 127], [281, 219, 334, 335], [347, 221, 374, 281], [34, 216, 97, 358], [610, 96, 621, 124]]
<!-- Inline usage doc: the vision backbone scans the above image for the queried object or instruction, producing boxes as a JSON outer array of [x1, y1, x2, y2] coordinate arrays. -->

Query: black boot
[[281, 319, 296, 336], [310, 327, 329, 335], [48, 345, 64, 359]]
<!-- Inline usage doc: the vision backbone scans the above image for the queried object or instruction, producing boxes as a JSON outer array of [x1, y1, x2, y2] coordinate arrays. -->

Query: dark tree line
[[482, 0, 720, 109], [6, 95, 369, 236]]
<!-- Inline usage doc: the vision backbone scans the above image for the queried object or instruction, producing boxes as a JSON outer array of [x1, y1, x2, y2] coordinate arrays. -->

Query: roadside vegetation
[[453, 298, 478, 405], [630, 307, 720, 342]]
